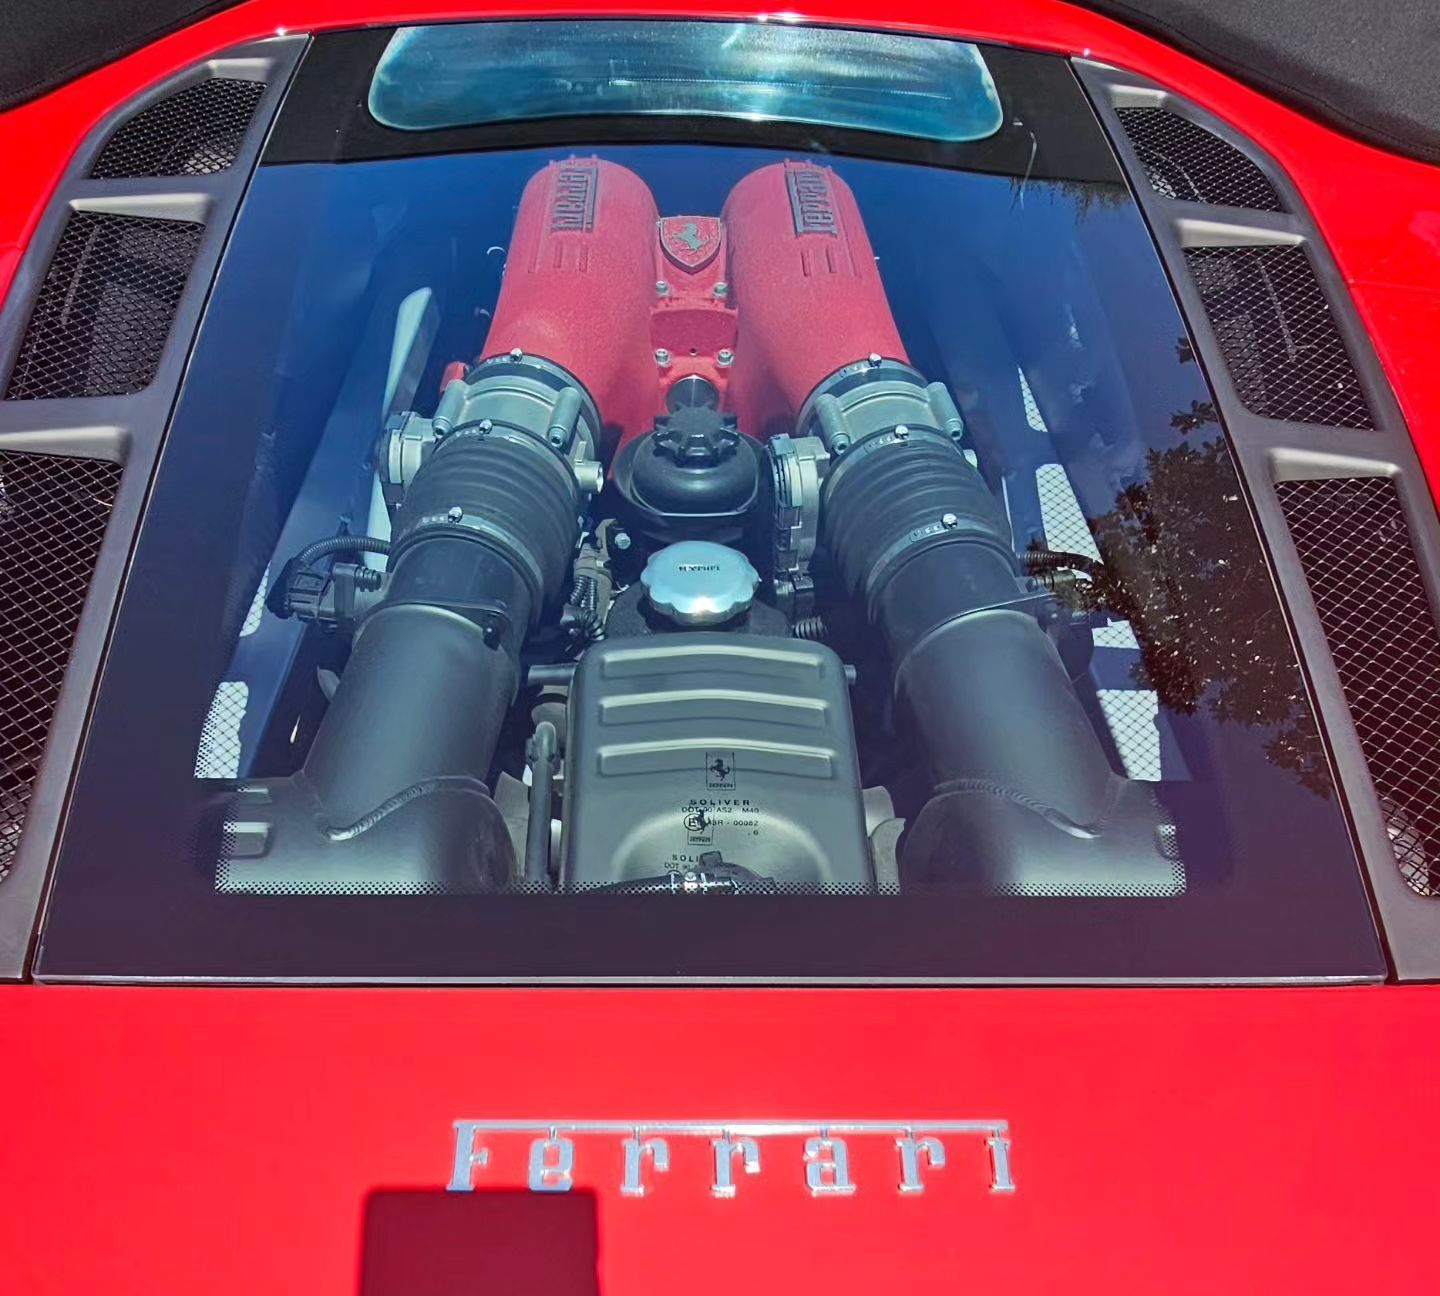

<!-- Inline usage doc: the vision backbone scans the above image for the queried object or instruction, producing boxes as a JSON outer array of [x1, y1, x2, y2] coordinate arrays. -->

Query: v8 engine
[[219, 156, 1183, 898]]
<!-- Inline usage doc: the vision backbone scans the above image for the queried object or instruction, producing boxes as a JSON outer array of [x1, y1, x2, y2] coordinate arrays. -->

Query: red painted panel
[[4, 6, 1440, 1291], [3, 986, 1439, 1293], [2, 0, 1438, 483], [1350, 283, 1440, 486]]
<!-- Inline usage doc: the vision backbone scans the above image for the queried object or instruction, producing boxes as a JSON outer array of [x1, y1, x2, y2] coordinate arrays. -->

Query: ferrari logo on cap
[[660, 216, 722, 271]]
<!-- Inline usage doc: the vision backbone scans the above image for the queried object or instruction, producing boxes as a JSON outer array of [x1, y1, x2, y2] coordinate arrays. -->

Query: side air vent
[[4, 211, 204, 401], [90, 78, 265, 179], [1114, 107, 1285, 211], [0, 451, 120, 880], [1185, 244, 1376, 429], [1276, 476, 1440, 896]]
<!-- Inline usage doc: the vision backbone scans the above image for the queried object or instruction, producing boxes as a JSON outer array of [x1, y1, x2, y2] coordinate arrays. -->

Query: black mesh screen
[[1115, 107, 1285, 211], [1277, 476, 1440, 896], [90, 78, 264, 179], [0, 451, 120, 880], [4, 212, 203, 400], [1186, 244, 1376, 429]]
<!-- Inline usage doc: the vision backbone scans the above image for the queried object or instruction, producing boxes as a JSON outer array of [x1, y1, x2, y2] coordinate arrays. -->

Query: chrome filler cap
[[641, 540, 760, 626]]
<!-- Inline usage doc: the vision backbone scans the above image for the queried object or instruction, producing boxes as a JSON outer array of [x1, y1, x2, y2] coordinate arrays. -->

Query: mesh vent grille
[[90, 78, 264, 179], [0, 451, 120, 880], [1277, 476, 1440, 896], [5, 212, 203, 400], [1115, 107, 1285, 211], [1186, 245, 1375, 429]]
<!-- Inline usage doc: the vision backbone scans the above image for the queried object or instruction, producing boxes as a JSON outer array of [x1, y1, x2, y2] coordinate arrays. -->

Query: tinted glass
[[369, 20, 1003, 142], [35, 27, 1381, 982]]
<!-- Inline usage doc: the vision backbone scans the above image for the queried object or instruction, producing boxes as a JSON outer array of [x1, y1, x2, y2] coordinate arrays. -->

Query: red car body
[[3, 4, 1439, 1293]]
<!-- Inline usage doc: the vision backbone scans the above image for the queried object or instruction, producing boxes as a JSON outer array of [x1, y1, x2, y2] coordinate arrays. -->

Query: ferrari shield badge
[[659, 216, 723, 271]]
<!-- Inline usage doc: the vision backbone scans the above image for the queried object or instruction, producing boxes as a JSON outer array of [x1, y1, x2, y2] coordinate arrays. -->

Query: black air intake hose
[[305, 429, 578, 826], [812, 363, 1181, 896], [217, 419, 582, 897]]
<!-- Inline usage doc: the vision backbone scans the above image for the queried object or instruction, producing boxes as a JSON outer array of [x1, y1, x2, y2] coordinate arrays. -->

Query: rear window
[[35, 21, 1381, 982], [368, 19, 1003, 142]]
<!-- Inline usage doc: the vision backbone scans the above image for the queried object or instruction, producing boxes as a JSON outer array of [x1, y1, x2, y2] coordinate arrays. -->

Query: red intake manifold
[[471, 156, 908, 451]]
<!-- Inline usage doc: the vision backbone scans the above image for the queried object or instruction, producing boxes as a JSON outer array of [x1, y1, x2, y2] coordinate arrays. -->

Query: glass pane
[[36, 27, 1380, 982], [369, 20, 1003, 142]]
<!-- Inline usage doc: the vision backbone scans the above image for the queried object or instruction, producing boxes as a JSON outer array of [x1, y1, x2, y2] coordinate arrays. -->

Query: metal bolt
[[446, 506, 464, 523], [612, 528, 633, 552], [655, 280, 670, 296], [509, 347, 523, 361], [831, 434, 851, 454], [941, 512, 960, 530], [478, 419, 494, 433], [894, 424, 910, 441], [655, 348, 671, 367], [867, 352, 883, 367], [713, 282, 729, 298], [717, 348, 735, 367], [548, 430, 567, 447]]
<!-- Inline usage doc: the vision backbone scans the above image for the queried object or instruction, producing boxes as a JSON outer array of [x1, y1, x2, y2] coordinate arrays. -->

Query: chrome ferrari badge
[[659, 216, 723, 271], [447, 1120, 1015, 1197]]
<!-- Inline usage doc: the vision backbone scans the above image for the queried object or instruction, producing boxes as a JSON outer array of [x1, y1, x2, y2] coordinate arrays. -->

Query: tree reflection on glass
[[1062, 388, 1331, 796]]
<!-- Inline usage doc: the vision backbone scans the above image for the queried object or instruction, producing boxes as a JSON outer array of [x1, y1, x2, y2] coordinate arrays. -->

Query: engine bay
[[213, 156, 1183, 897]]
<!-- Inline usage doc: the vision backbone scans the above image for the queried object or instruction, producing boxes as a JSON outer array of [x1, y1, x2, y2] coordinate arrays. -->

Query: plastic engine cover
[[562, 634, 871, 890]]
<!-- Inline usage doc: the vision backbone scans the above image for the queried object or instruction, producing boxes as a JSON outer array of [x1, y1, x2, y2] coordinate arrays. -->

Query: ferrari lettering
[[787, 166, 838, 234], [528, 1133, 575, 1192], [620, 1135, 671, 1197], [896, 1133, 946, 1193], [803, 1132, 856, 1196], [550, 164, 598, 231], [711, 1134, 762, 1198], [447, 1120, 1017, 1198], [448, 1120, 491, 1191]]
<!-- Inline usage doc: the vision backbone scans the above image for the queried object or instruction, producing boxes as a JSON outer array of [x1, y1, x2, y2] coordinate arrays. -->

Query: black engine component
[[314, 426, 580, 818], [612, 402, 761, 544], [218, 389, 586, 895], [561, 634, 870, 889], [808, 361, 1182, 896]]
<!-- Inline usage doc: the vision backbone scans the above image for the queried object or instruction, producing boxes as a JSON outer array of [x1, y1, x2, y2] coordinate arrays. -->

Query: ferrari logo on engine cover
[[660, 216, 722, 271]]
